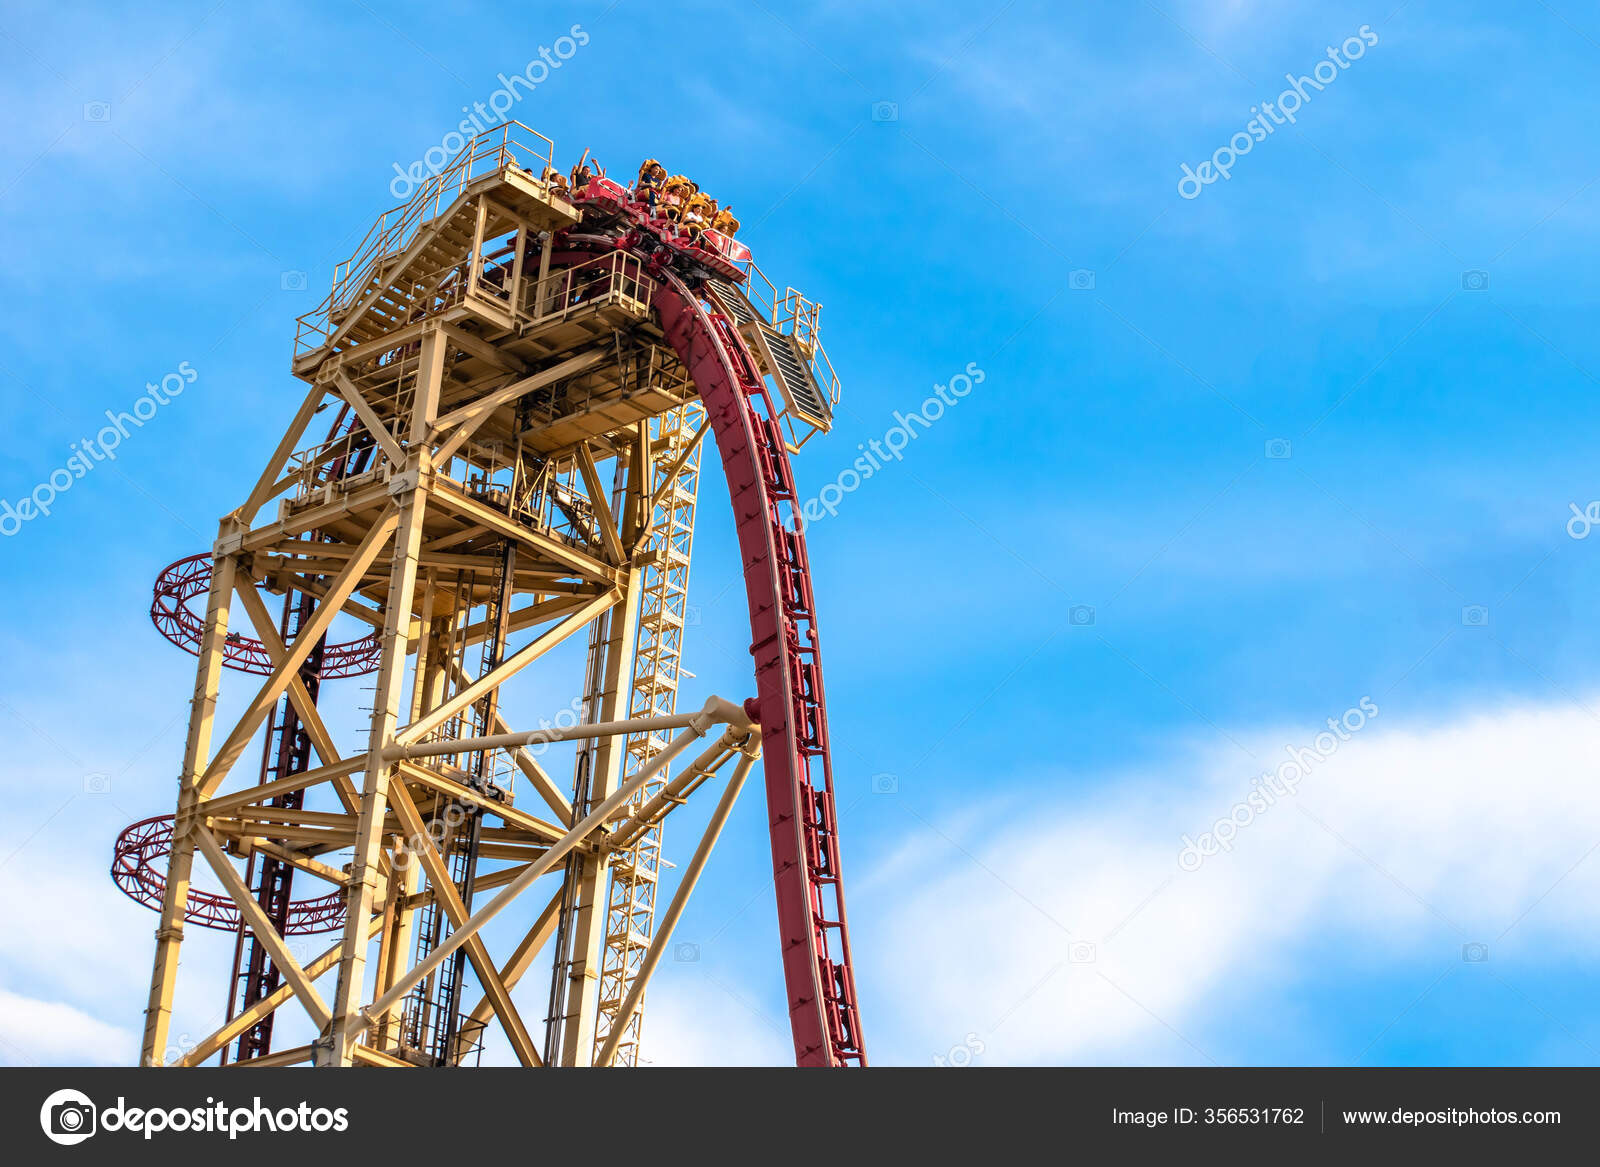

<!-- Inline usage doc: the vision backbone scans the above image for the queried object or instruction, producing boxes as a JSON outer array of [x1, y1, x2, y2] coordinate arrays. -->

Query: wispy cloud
[[0, 987, 137, 1066], [858, 694, 1600, 1064]]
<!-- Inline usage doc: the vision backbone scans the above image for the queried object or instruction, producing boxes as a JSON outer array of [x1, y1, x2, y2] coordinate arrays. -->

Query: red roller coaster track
[[112, 814, 345, 934], [551, 224, 866, 1066], [654, 275, 866, 1069], [149, 553, 382, 679]]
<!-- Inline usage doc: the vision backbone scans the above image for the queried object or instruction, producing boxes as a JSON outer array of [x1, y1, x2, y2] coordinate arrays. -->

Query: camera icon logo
[[1461, 604, 1489, 627], [1462, 942, 1489, 963], [1461, 270, 1489, 291], [1068, 269, 1096, 291], [82, 101, 111, 123], [281, 270, 308, 291], [871, 100, 899, 122], [674, 942, 700, 962], [1068, 604, 1096, 627], [871, 773, 899, 794], [40, 1088, 97, 1146], [83, 772, 111, 794], [1068, 941, 1097, 964], [1265, 438, 1292, 460]]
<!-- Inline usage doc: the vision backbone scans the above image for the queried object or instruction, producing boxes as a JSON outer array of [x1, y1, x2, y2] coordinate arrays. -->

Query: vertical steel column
[[322, 325, 444, 1065], [140, 529, 238, 1065], [556, 441, 647, 1065]]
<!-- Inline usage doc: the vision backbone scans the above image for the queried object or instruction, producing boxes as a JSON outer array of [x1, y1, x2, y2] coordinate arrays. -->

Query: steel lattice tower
[[114, 123, 865, 1068]]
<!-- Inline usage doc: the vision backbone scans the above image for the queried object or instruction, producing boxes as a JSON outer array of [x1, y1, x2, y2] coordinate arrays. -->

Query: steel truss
[[117, 120, 864, 1068]]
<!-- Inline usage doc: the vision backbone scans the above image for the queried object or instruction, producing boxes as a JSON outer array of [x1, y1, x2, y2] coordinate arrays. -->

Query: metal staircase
[[706, 278, 835, 433], [293, 121, 576, 366], [328, 201, 483, 345]]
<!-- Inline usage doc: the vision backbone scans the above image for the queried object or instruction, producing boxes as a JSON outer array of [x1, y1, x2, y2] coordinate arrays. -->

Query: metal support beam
[[557, 560, 642, 1066], [596, 746, 757, 1066], [199, 512, 400, 798], [357, 717, 740, 1037], [195, 826, 332, 1031], [394, 590, 619, 748], [322, 327, 445, 1064], [140, 539, 237, 1066], [385, 779, 543, 1066]]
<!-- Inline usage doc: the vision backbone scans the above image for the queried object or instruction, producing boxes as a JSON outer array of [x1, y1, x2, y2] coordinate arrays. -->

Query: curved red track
[[652, 274, 866, 1068], [150, 553, 381, 679], [112, 815, 345, 934]]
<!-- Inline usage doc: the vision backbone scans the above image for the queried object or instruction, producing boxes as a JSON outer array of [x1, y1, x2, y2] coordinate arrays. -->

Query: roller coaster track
[[544, 227, 865, 1066], [654, 272, 865, 1068]]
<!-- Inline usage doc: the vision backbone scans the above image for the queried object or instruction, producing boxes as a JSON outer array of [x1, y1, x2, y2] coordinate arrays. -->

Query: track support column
[[141, 527, 238, 1065], [558, 439, 648, 1065], [322, 326, 443, 1065]]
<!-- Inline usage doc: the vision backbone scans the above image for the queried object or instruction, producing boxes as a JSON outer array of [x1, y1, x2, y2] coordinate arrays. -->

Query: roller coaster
[[112, 122, 865, 1068]]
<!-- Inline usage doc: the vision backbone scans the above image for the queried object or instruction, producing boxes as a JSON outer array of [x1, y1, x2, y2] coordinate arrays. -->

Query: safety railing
[[395, 999, 489, 1067], [774, 288, 821, 356], [285, 424, 393, 503], [521, 249, 651, 326], [700, 228, 750, 266], [404, 251, 509, 322], [294, 121, 557, 358], [470, 239, 521, 311], [772, 287, 840, 410], [808, 340, 843, 407], [289, 433, 352, 503], [735, 261, 779, 324]]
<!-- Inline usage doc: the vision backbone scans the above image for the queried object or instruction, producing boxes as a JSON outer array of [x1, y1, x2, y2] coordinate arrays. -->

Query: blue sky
[[4, 0, 1600, 1066]]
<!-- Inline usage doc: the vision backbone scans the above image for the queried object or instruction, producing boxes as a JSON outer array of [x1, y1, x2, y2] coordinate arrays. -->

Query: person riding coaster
[[660, 174, 692, 223], [681, 191, 713, 242], [634, 159, 667, 211], [569, 155, 601, 192]]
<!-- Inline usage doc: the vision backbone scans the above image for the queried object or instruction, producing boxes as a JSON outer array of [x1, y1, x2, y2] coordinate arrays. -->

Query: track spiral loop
[[150, 553, 381, 679], [111, 815, 345, 934]]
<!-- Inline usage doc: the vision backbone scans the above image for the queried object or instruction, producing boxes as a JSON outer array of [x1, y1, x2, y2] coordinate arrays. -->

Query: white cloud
[[9, 687, 1599, 1068], [634, 979, 793, 1067], [0, 987, 137, 1066], [858, 694, 1600, 1064], [0, 847, 159, 1002]]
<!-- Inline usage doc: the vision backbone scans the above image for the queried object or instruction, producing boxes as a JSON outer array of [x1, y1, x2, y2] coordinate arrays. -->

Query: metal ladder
[[223, 590, 325, 1063], [591, 402, 705, 1065]]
